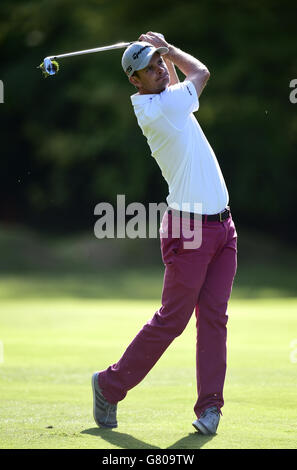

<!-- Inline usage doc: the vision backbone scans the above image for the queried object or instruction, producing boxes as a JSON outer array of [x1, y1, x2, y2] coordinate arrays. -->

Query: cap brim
[[134, 46, 169, 73]]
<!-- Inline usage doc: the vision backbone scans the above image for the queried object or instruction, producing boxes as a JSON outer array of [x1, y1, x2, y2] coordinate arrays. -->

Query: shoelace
[[103, 401, 116, 411], [200, 407, 219, 419], [104, 403, 117, 425]]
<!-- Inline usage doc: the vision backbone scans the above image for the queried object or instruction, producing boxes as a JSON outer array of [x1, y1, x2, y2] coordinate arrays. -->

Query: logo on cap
[[132, 45, 150, 60]]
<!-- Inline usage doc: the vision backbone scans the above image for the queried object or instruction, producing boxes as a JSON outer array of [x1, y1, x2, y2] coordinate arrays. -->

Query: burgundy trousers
[[98, 209, 237, 418]]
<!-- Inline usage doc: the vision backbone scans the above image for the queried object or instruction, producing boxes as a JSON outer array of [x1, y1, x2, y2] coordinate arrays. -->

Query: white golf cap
[[122, 41, 169, 77]]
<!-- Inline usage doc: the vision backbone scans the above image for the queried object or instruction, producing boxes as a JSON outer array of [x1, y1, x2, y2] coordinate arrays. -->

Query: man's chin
[[157, 77, 170, 93], [160, 84, 169, 92]]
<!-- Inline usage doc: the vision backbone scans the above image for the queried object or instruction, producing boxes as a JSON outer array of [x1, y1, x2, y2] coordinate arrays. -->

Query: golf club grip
[[48, 42, 134, 60]]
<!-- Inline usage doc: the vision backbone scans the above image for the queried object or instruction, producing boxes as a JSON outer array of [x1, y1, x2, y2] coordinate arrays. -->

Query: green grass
[[0, 225, 297, 449], [1, 295, 297, 449]]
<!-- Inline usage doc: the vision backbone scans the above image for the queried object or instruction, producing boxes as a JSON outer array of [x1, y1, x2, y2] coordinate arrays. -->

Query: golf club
[[38, 41, 134, 78]]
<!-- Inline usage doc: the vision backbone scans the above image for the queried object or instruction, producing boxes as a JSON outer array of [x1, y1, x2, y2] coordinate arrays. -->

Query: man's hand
[[138, 31, 170, 49]]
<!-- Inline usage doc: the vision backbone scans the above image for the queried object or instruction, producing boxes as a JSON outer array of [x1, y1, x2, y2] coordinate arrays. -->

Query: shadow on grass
[[81, 428, 214, 449], [167, 432, 214, 449]]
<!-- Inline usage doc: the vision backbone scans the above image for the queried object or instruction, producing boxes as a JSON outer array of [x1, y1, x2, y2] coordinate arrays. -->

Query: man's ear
[[129, 74, 140, 88]]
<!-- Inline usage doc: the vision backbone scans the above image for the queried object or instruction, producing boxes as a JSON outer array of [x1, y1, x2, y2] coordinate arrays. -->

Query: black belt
[[168, 206, 231, 223]]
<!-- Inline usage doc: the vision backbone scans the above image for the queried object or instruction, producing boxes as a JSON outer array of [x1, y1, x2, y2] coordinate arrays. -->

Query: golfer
[[92, 32, 237, 435]]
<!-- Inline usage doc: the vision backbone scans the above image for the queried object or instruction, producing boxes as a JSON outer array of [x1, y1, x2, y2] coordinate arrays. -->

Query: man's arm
[[139, 32, 210, 97], [166, 45, 210, 97], [164, 57, 180, 86]]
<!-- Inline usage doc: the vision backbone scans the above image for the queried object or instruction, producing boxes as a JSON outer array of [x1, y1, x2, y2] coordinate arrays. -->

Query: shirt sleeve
[[159, 80, 199, 124]]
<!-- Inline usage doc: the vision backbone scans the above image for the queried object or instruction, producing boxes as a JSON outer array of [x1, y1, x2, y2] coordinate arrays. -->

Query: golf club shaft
[[47, 42, 133, 61]]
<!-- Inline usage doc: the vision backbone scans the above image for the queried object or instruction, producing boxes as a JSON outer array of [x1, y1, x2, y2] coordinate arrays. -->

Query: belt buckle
[[219, 209, 228, 222]]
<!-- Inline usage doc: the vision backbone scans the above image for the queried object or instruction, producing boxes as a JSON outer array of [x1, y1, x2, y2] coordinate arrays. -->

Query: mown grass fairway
[[1, 278, 297, 449]]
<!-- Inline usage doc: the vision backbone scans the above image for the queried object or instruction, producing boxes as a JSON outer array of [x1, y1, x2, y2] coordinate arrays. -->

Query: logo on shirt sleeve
[[186, 85, 192, 96]]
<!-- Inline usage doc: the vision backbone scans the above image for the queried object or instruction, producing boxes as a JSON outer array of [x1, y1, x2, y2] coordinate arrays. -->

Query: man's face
[[129, 52, 170, 94]]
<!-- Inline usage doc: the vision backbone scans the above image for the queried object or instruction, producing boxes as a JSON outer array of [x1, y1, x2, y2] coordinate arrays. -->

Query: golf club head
[[43, 58, 57, 75], [38, 58, 60, 78]]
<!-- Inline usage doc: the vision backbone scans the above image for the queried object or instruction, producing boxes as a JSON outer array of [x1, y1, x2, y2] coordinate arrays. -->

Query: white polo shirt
[[131, 80, 229, 215]]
